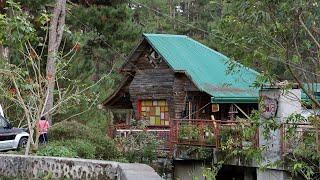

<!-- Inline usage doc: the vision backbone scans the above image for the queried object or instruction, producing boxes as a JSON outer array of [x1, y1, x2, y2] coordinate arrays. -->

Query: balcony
[[108, 119, 319, 159], [170, 119, 259, 149], [109, 119, 259, 154]]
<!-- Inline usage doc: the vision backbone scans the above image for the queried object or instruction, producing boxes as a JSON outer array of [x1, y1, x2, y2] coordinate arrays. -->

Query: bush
[[179, 124, 200, 141], [37, 139, 96, 159], [65, 139, 96, 159], [49, 121, 120, 160], [92, 135, 120, 160], [37, 145, 77, 158], [50, 121, 93, 141], [115, 131, 159, 163], [68, 139, 96, 159]]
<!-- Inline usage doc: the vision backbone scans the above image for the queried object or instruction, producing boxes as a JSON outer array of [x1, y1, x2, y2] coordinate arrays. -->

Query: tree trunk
[[44, 0, 66, 124]]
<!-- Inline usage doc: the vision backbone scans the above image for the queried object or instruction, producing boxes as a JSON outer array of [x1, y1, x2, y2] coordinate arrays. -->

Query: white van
[[0, 115, 29, 151]]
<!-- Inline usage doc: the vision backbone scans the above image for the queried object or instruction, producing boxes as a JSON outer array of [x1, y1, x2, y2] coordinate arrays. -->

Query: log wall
[[129, 68, 175, 119]]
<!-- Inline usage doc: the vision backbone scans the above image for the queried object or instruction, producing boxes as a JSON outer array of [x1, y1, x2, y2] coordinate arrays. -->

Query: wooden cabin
[[103, 34, 259, 130]]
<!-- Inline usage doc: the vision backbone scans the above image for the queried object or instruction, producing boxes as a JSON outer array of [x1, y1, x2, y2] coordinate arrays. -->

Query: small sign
[[212, 104, 219, 112], [261, 96, 278, 119]]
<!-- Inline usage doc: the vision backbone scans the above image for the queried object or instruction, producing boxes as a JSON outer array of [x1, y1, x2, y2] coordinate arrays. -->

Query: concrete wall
[[259, 87, 301, 165], [0, 154, 162, 180], [257, 169, 291, 180], [174, 160, 206, 180]]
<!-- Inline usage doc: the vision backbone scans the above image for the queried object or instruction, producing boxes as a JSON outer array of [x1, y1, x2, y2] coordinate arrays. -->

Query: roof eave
[[211, 96, 259, 103]]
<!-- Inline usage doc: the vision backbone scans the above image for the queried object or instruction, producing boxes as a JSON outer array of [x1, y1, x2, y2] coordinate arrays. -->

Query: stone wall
[[0, 154, 162, 180]]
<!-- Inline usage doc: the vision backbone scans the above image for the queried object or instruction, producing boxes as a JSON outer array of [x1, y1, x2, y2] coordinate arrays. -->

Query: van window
[[0, 115, 8, 128]]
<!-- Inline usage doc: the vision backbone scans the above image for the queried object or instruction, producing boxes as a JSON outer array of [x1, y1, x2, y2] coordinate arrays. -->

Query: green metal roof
[[143, 33, 260, 103], [301, 83, 320, 101]]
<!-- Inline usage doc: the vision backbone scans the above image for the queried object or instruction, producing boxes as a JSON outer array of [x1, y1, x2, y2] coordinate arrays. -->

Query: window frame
[[138, 99, 170, 126]]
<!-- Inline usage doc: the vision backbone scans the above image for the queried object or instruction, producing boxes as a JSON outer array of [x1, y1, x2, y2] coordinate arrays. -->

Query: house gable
[[121, 39, 171, 72], [103, 34, 259, 121], [103, 37, 199, 108], [103, 36, 202, 120], [143, 33, 260, 103]]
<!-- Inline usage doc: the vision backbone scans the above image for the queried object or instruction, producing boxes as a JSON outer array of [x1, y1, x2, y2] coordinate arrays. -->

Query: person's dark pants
[[39, 133, 48, 144]]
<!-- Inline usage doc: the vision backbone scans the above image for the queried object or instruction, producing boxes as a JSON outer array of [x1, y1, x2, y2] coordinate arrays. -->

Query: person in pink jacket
[[38, 116, 50, 144]]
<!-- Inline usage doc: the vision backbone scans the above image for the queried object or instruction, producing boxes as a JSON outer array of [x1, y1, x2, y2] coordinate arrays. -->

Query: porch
[[108, 118, 259, 158], [108, 119, 319, 158]]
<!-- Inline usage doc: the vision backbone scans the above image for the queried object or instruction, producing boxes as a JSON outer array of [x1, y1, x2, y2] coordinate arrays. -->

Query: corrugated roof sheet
[[143, 33, 259, 103], [302, 83, 320, 101]]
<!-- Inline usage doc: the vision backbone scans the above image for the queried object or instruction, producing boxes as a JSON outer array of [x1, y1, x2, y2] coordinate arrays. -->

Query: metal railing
[[170, 119, 259, 149]]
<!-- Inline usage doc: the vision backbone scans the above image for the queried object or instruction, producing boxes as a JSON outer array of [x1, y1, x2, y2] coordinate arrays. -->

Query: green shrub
[[62, 139, 96, 159], [37, 145, 77, 157], [37, 139, 96, 159], [179, 124, 200, 141], [50, 121, 93, 141], [92, 136, 120, 160], [115, 131, 159, 163], [49, 121, 120, 160]]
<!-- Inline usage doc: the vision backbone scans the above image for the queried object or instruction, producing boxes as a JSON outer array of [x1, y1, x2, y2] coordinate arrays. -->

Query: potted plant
[[178, 124, 200, 141]]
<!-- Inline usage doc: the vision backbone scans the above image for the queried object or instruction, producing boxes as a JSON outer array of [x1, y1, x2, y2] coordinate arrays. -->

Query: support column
[[244, 168, 254, 180], [258, 83, 301, 180]]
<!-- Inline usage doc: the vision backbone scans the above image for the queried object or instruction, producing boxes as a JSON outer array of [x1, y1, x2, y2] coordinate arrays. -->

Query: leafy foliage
[[50, 120, 120, 160], [37, 139, 96, 159], [115, 131, 160, 164], [37, 145, 77, 158]]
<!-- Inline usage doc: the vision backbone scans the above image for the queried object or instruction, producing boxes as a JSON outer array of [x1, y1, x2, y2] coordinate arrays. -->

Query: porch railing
[[281, 122, 320, 155], [108, 120, 320, 157], [109, 124, 171, 151], [170, 119, 259, 149]]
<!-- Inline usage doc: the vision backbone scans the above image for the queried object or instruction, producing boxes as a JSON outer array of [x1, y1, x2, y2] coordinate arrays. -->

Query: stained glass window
[[139, 100, 169, 126]]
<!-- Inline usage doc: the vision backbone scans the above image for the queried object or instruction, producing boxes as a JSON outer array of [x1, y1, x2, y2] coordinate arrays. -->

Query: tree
[[0, 1, 113, 154], [44, 0, 66, 124], [205, 1, 320, 178], [210, 0, 320, 108]]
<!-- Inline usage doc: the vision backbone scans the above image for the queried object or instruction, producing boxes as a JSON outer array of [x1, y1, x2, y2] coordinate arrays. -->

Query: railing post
[[169, 119, 179, 156], [280, 123, 284, 156], [200, 120, 204, 146], [216, 120, 221, 148], [317, 128, 319, 155]]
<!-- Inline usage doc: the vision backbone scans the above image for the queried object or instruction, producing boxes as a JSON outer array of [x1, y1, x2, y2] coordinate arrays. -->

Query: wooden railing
[[108, 120, 320, 158], [170, 119, 259, 149], [109, 124, 171, 151], [281, 122, 320, 155]]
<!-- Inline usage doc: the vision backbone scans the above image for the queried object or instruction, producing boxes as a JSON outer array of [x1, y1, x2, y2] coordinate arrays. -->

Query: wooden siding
[[129, 68, 175, 119], [173, 73, 202, 119], [106, 41, 214, 121], [122, 39, 170, 72]]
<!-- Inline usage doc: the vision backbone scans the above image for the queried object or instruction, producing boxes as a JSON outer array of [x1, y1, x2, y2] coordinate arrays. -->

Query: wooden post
[[188, 101, 192, 120]]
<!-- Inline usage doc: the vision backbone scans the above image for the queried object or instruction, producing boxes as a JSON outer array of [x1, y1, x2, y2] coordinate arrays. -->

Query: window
[[0, 115, 8, 128], [139, 100, 169, 126]]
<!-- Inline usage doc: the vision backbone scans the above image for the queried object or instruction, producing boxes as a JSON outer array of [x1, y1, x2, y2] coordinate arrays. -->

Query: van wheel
[[18, 137, 28, 149]]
